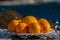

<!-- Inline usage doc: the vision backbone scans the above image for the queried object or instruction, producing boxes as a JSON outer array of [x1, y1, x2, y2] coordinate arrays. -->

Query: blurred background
[[0, 0, 60, 29], [0, 0, 60, 5]]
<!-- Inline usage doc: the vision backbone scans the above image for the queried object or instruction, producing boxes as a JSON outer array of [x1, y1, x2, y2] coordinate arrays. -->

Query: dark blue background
[[0, 2, 60, 24]]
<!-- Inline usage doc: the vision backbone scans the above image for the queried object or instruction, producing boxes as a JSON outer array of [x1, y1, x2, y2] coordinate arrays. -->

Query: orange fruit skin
[[8, 20, 19, 32], [21, 16, 38, 26], [28, 22, 41, 34], [38, 18, 51, 33], [16, 23, 27, 33]]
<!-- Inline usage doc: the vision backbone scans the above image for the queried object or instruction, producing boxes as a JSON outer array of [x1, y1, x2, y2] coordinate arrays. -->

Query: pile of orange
[[7, 16, 51, 34]]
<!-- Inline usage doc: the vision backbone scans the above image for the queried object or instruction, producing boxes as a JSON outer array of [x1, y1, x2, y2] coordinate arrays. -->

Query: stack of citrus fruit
[[7, 16, 51, 34]]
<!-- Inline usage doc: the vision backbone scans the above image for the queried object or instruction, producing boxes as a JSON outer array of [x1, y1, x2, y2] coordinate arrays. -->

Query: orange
[[16, 23, 27, 33], [28, 22, 41, 34], [8, 20, 19, 32], [21, 16, 38, 26], [38, 18, 51, 33]]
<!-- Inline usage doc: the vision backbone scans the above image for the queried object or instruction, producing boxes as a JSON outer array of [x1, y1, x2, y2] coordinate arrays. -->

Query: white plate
[[16, 29, 56, 38]]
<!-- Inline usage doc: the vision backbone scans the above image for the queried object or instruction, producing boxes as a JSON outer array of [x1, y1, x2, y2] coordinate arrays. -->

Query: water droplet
[[56, 20, 59, 24], [2, 8, 4, 11], [55, 25, 58, 28]]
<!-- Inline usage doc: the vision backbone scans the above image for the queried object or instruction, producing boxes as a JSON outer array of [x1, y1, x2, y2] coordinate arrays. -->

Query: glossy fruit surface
[[16, 23, 27, 33], [38, 18, 51, 33], [28, 22, 41, 34], [21, 16, 38, 26], [8, 20, 19, 32]]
